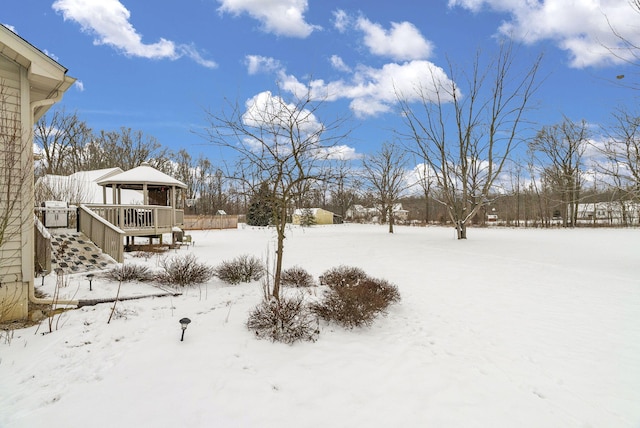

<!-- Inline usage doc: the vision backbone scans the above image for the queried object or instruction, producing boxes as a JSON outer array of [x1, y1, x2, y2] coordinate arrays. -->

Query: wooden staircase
[[49, 230, 118, 275]]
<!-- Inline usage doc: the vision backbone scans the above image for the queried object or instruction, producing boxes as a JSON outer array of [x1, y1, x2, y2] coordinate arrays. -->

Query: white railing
[[78, 205, 125, 263], [84, 204, 184, 233]]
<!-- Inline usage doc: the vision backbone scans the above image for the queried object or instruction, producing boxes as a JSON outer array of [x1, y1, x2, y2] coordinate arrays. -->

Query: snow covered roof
[[97, 162, 187, 189], [69, 167, 123, 183], [36, 169, 143, 204]]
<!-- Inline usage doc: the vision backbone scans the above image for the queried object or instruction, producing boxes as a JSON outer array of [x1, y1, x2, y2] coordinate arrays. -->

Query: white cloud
[[52, 0, 216, 67], [2, 23, 17, 33], [277, 60, 456, 118], [330, 55, 351, 73], [332, 9, 350, 33], [449, 0, 640, 68], [240, 91, 359, 157], [179, 45, 218, 69], [245, 55, 283, 75], [319, 144, 361, 160], [74, 80, 85, 91], [217, 0, 319, 38], [356, 17, 434, 61], [43, 49, 59, 62], [242, 91, 321, 136]]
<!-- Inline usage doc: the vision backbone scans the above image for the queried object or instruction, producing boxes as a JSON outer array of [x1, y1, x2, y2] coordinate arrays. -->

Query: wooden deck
[[78, 204, 184, 262], [84, 204, 184, 236]]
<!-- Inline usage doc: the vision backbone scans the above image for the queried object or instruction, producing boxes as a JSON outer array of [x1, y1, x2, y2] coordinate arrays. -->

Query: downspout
[[28, 94, 79, 307]]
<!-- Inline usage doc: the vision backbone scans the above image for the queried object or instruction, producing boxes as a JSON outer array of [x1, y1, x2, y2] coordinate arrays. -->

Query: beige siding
[[0, 54, 29, 320]]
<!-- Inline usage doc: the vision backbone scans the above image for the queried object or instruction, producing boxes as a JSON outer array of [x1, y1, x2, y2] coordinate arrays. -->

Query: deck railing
[[84, 204, 184, 233], [34, 214, 52, 274], [78, 205, 125, 263]]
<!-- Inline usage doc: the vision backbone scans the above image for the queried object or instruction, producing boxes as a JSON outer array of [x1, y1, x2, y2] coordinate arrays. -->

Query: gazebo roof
[[97, 162, 187, 190]]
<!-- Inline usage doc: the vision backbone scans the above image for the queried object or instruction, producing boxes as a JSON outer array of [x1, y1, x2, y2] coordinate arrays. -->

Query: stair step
[[50, 230, 117, 274]]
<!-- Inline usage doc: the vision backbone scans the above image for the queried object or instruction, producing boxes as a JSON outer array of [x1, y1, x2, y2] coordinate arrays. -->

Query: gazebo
[[97, 162, 186, 208], [76, 162, 187, 259]]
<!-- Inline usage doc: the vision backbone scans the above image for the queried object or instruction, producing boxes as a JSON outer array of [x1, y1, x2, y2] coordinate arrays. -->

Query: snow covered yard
[[1, 224, 639, 427]]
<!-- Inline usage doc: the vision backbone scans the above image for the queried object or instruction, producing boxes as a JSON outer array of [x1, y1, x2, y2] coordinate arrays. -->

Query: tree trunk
[[456, 220, 467, 239], [388, 206, 394, 233], [272, 205, 287, 301]]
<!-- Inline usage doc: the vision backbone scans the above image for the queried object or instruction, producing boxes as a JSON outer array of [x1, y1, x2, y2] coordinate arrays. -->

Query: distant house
[[292, 208, 342, 225], [35, 168, 144, 205], [0, 25, 75, 321], [576, 202, 640, 226], [346, 203, 408, 222]]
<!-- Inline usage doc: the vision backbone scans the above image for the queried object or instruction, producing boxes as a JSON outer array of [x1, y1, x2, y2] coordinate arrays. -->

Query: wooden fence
[[182, 215, 238, 230]]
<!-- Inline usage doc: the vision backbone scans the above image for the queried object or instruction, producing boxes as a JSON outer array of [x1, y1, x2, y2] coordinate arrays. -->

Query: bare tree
[[529, 118, 590, 227], [600, 107, 640, 200], [202, 90, 350, 300], [35, 109, 172, 175], [93, 127, 170, 171], [398, 42, 542, 238], [605, 0, 640, 90], [173, 149, 198, 202], [327, 159, 359, 220], [34, 173, 92, 206], [413, 161, 435, 224], [34, 108, 92, 176], [361, 142, 409, 233]]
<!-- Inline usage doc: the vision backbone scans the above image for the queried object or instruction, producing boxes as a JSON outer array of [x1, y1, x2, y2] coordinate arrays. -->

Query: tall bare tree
[[202, 90, 350, 299], [605, 0, 640, 90], [529, 118, 589, 227], [327, 159, 359, 220], [93, 127, 170, 171], [600, 107, 640, 200], [34, 108, 92, 176], [361, 142, 409, 233], [413, 161, 435, 224], [398, 42, 542, 238]]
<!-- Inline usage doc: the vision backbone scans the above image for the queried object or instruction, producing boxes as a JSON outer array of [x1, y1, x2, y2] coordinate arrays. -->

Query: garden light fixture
[[179, 317, 191, 341], [86, 273, 95, 291]]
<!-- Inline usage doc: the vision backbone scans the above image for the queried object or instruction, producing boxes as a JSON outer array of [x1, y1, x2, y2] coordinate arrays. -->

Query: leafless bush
[[104, 264, 153, 282], [247, 295, 319, 344], [213, 254, 265, 285], [312, 270, 400, 328], [281, 266, 315, 288], [319, 265, 368, 288], [157, 253, 215, 287]]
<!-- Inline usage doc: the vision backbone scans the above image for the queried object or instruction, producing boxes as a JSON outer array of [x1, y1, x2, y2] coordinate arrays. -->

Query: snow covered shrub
[[157, 253, 215, 287], [104, 264, 153, 282], [319, 265, 368, 288], [281, 266, 315, 287], [312, 273, 400, 328], [247, 295, 319, 344], [213, 254, 265, 285]]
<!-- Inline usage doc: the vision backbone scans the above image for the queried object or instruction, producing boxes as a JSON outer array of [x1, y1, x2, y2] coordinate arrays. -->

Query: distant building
[[346, 203, 408, 222], [576, 202, 639, 225], [292, 208, 342, 225]]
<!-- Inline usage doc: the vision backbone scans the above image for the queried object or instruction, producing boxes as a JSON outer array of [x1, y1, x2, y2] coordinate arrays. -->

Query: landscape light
[[86, 273, 95, 291], [179, 317, 191, 342], [40, 270, 49, 287]]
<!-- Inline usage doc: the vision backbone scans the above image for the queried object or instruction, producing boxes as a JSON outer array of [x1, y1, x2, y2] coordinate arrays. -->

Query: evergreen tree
[[246, 182, 273, 226], [299, 208, 317, 227]]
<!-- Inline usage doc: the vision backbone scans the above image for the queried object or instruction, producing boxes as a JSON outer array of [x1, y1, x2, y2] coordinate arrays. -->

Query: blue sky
[[3, 0, 639, 166]]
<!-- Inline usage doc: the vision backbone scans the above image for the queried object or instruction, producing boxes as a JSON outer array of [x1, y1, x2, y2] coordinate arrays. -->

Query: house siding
[[0, 53, 29, 320], [292, 208, 336, 225]]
